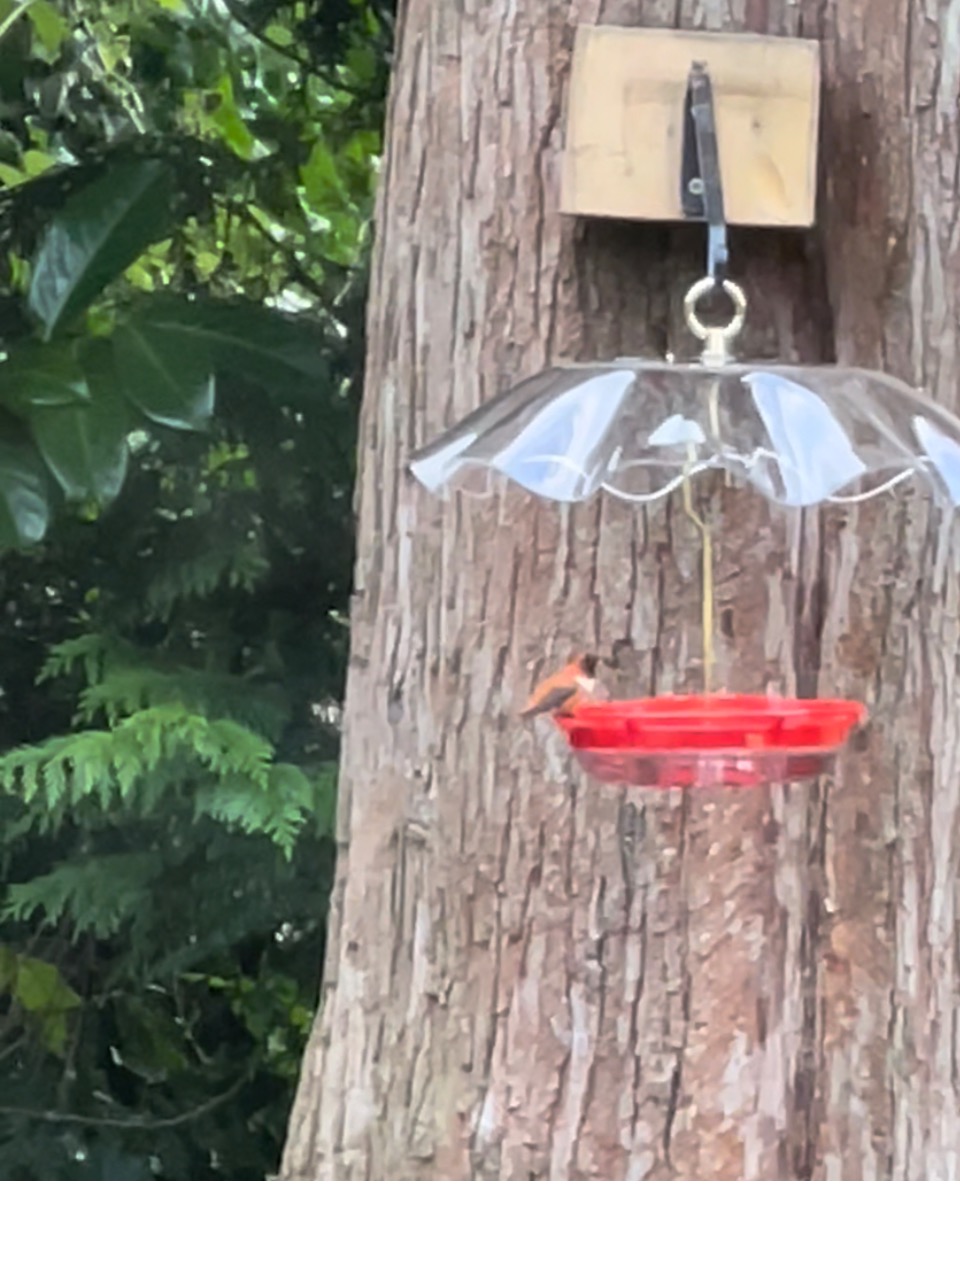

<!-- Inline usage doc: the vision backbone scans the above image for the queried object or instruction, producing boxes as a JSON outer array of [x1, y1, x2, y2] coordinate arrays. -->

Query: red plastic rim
[[554, 694, 867, 788]]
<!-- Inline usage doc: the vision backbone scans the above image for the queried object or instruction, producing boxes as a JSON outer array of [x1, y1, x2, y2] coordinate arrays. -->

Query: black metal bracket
[[680, 62, 728, 284]]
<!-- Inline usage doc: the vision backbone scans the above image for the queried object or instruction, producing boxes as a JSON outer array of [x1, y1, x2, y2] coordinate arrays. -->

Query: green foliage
[[0, 945, 81, 1054], [4, 856, 157, 941], [0, 0, 388, 545], [28, 158, 176, 338], [0, 424, 49, 544], [0, 0, 392, 1180], [125, 297, 333, 401], [113, 316, 216, 431], [6, 337, 132, 502]]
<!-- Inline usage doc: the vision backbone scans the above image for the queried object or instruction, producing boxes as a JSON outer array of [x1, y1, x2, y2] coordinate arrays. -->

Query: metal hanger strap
[[680, 62, 729, 284]]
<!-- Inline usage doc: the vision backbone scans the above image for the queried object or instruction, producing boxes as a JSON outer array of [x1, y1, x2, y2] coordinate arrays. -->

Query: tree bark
[[281, 0, 960, 1180]]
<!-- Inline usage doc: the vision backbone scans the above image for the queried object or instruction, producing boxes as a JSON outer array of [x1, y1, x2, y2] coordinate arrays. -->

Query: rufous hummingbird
[[520, 652, 608, 719]]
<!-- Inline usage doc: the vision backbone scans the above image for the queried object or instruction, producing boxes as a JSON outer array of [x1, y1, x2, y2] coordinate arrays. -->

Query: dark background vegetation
[[0, 0, 391, 1179]]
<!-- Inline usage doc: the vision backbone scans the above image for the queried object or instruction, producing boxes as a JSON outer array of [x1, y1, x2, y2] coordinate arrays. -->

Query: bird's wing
[[519, 682, 579, 718]]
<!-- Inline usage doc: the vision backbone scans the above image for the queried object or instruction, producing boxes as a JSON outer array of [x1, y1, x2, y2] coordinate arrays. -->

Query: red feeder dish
[[553, 694, 867, 789]]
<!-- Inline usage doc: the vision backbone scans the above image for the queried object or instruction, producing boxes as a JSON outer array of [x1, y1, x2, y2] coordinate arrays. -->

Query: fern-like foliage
[[145, 536, 269, 622], [78, 667, 290, 738], [3, 853, 158, 940], [0, 702, 335, 859], [38, 632, 123, 687]]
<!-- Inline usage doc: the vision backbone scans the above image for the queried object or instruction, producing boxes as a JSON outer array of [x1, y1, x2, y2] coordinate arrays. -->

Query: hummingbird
[[520, 652, 608, 720]]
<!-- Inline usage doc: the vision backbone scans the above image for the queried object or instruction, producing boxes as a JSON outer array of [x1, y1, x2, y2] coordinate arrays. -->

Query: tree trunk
[[280, 0, 960, 1180]]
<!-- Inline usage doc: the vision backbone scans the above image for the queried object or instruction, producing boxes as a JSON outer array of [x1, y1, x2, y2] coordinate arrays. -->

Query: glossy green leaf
[[301, 137, 348, 217], [0, 160, 24, 187], [0, 419, 50, 547], [27, 0, 67, 57], [28, 159, 175, 339], [13, 955, 80, 1056], [131, 297, 331, 400], [78, 337, 132, 490], [113, 997, 189, 1083], [22, 148, 56, 177], [14, 955, 81, 1014], [209, 72, 261, 160], [30, 402, 127, 503], [30, 340, 131, 503], [0, 339, 130, 504], [113, 318, 215, 431], [0, 340, 89, 413]]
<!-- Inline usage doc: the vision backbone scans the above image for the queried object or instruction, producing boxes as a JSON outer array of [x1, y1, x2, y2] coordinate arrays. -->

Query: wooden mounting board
[[560, 27, 821, 228]]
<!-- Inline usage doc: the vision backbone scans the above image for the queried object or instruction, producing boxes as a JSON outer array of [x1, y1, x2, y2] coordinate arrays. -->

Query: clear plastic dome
[[408, 360, 960, 509]]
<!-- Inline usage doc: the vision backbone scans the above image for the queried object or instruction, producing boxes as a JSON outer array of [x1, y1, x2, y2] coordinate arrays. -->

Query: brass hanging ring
[[683, 276, 747, 342]]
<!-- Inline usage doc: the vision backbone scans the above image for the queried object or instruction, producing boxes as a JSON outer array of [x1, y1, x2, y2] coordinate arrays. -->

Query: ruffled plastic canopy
[[408, 360, 960, 508]]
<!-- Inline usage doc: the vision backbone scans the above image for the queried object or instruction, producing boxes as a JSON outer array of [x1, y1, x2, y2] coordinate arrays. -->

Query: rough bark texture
[[280, 0, 960, 1180]]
